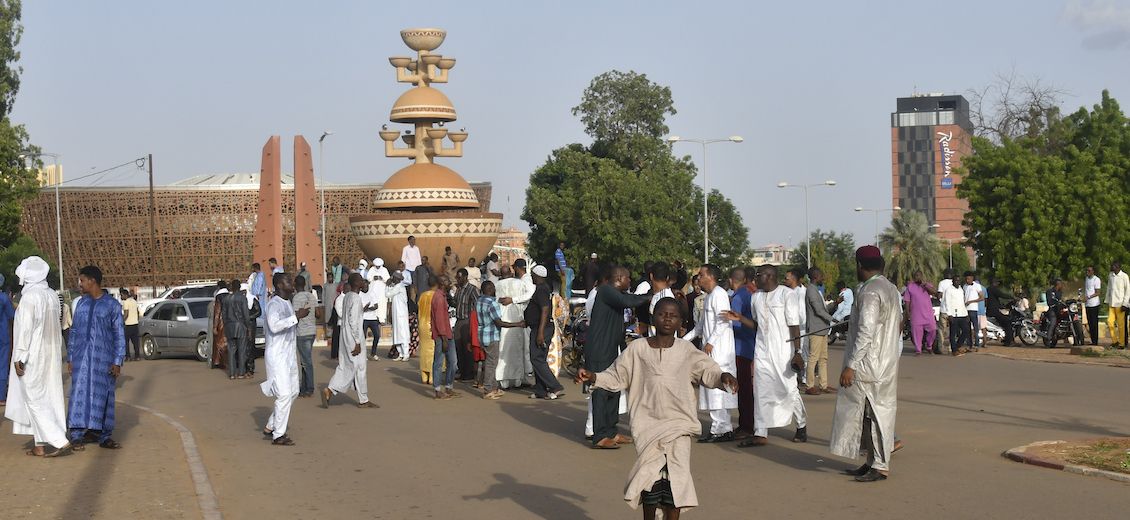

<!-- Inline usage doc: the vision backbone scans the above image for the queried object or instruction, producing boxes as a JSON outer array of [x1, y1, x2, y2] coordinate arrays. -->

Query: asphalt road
[[70, 343, 1130, 519]]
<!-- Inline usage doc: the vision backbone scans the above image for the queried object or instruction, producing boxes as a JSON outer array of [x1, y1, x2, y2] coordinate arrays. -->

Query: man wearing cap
[[5, 257, 73, 456], [496, 261, 535, 388], [830, 246, 902, 482], [526, 265, 565, 399], [583, 253, 600, 293]]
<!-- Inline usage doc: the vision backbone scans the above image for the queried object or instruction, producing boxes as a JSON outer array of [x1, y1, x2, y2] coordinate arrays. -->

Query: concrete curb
[[978, 351, 1130, 369], [1002, 440, 1130, 484], [120, 402, 223, 520]]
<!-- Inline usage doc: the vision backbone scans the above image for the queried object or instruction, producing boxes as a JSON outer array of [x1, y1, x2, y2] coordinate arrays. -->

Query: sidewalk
[[975, 343, 1130, 368], [0, 402, 201, 519]]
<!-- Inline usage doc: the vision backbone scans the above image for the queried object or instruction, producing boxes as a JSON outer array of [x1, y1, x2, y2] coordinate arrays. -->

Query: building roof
[[169, 173, 297, 187]]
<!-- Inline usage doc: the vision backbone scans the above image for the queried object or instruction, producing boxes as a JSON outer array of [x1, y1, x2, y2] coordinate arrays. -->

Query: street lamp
[[777, 180, 837, 269], [318, 131, 333, 286], [854, 206, 901, 248], [19, 151, 64, 291], [666, 135, 743, 264]]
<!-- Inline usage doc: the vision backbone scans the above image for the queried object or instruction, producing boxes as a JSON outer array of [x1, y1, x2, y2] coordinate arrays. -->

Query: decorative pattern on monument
[[19, 181, 492, 287]]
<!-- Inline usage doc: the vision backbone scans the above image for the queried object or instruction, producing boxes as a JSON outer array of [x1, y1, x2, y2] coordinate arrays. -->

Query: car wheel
[[142, 335, 159, 360], [195, 335, 210, 362]]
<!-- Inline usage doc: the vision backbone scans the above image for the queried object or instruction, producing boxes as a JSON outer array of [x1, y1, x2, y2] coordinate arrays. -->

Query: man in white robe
[[831, 246, 902, 482], [386, 274, 411, 360], [728, 264, 808, 447], [260, 272, 301, 445], [784, 268, 809, 386], [682, 264, 737, 442], [496, 263, 535, 388], [5, 256, 72, 456], [322, 273, 378, 409]]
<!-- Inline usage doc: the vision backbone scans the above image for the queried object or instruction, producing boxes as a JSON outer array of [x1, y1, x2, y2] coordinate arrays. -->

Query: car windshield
[[188, 301, 210, 319], [181, 286, 216, 299]]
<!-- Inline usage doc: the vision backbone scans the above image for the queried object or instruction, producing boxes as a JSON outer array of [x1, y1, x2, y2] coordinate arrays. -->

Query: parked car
[[140, 297, 264, 361], [137, 284, 210, 315]]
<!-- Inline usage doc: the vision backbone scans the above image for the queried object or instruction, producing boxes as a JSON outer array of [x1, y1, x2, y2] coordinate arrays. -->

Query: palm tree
[[879, 210, 946, 285]]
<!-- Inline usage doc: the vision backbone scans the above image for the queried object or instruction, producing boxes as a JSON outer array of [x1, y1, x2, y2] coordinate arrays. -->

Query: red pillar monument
[[254, 136, 283, 289], [293, 136, 325, 284]]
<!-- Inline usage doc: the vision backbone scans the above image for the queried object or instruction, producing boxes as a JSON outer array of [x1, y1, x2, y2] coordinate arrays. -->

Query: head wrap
[[359, 259, 368, 269], [16, 256, 50, 286], [532, 265, 548, 278], [855, 245, 882, 262], [373, 258, 385, 267]]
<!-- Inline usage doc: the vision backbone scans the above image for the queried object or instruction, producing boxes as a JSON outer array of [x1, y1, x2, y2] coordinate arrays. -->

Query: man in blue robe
[[67, 265, 126, 449], [0, 274, 15, 404]]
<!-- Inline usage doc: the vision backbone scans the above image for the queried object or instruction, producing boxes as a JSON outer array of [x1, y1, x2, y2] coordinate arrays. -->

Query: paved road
[[8, 343, 1129, 519]]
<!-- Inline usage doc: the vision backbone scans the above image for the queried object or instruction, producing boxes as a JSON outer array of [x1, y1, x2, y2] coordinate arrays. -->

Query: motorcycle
[[1036, 290, 1085, 348], [829, 319, 849, 345], [986, 303, 1039, 346]]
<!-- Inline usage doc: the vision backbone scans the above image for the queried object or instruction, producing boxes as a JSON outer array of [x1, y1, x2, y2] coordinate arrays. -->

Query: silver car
[[140, 297, 214, 361]]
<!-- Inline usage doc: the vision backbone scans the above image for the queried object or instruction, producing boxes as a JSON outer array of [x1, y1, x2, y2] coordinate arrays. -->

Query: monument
[[350, 28, 502, 269]]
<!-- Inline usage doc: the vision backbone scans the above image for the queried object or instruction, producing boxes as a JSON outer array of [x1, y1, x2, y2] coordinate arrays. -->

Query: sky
[[14, 0, 1130, 250]]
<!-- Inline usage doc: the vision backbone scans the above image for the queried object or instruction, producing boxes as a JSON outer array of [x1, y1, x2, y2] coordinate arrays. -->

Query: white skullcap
[[16, 256, 50, 286], [532, 265, 548, 278], [373, 258, 384, 267], [359, 259, 368, 268]]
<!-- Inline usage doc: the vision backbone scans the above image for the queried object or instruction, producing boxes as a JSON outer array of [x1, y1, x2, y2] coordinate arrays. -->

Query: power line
[[56, 157, 147, 186]]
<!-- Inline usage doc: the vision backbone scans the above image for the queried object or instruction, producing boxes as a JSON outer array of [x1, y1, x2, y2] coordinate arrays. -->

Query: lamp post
[[318, 131, 333, 286], [854, 206, 901, 248], [19, 151, 64, 290], [777, 180, 837, 269], [666, 135, 743, 264]]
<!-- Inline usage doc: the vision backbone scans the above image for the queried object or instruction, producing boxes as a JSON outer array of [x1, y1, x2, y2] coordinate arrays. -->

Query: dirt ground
[[975, 344, 1130, 367], [1021, 438, 1130, 475]]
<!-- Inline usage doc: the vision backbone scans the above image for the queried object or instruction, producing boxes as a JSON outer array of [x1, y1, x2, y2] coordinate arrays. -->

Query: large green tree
[[958, 90, 1130, 291], [0, 0, 38, 247], [879, 210, 945, 286], [791, 230, 857, 290], [523, 70, 749, 272]]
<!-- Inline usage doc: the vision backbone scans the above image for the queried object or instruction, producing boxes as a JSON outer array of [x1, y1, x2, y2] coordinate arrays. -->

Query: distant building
[[890, 93, 973, 243], [749, 244, 792, 266], [491, 226, 527, 268]]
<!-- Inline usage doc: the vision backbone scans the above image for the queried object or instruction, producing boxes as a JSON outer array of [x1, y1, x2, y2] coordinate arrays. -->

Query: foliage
[[791, 230, 857, 290], [0, 234, 57, 291], [943, 243, 972, 277], [0, 0, 38, 247], [524, 70, 749, 273], [958, 90, 1130, 291], [879, 210, 946, 286]]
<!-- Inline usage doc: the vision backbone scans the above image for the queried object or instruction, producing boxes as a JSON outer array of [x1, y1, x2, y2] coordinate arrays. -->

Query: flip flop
[[271, 435, 295, 446], [99, 439, 122, 449], [262, 429, 274, 438], [357, 401, 380, 408]]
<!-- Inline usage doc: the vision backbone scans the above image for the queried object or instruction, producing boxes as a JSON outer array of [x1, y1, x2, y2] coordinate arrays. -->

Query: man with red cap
[[830, 245, 903, 482]]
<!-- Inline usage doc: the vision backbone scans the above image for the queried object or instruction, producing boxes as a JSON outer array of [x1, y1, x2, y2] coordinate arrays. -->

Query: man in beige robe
[[579, 298, 737, 516]]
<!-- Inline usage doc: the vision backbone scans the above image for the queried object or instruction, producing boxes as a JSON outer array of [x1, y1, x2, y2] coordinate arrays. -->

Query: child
[[577, 298, 737, 519]]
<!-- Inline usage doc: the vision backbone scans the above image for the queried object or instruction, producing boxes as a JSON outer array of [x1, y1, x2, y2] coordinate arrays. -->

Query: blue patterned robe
[[67, 291, 126, 432], [0, 292, 14, 401]]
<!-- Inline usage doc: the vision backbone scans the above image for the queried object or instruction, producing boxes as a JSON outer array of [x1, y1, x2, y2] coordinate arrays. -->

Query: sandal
[[99, 439, 122, 449], [262, 428, 274, 438], [271, 435, 295, 446], [357, 401, 380, 408], [25, 448, 45, 457], [44, 443, 75, 458]]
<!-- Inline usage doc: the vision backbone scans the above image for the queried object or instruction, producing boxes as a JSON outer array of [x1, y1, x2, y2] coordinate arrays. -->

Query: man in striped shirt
[[475, 281, 525, 400]]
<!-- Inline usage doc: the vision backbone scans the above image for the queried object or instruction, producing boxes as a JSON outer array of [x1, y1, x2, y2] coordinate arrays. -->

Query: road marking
[[121, 402, 223, 520]]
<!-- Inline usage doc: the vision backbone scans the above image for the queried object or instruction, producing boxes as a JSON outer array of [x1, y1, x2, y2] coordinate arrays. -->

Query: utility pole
[[148, 154, 158, 297]]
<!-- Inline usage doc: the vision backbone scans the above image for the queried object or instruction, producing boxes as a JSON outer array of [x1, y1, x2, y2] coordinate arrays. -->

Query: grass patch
[[1065, 439, 1130, 474]]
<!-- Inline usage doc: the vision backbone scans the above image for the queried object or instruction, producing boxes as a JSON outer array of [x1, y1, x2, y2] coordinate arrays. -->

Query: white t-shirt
[[362, 287, 381, 322], [1085, 275, 1101, 308], [401, 245, 422, 272], [964, 281, 983, 312]]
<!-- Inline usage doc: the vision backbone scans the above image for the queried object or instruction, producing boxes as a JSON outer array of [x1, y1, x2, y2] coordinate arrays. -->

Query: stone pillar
[[293, 135, 325, 286], [254, 135, 283, 291]]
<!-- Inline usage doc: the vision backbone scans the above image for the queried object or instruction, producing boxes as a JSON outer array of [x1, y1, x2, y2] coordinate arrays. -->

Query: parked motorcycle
[[1036, 290, 1085, 348]]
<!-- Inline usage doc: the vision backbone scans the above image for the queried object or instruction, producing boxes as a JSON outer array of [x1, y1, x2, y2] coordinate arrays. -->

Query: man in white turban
[[4, 256, 73, 456]]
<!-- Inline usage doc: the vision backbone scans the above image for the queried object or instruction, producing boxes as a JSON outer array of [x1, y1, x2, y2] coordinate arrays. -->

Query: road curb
[[120, 402, 223, 520], [1003, 440, 1130, 484], [978, 351, 1130, 369]]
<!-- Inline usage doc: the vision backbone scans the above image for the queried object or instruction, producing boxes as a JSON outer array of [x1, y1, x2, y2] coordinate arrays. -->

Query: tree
[[524, 70, 750, 273], [879, 210, 945, 286], [958, 90, 1130, 291], [966, 69, 1068, 144], [791, 230, 857, 290], [0, 0, 37, 247], [941, 243, 972, 277], [0, 234, 57, 290]]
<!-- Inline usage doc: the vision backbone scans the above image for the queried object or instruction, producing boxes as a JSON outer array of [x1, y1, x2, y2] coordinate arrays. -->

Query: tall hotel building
[[890, 94, 972, 243]]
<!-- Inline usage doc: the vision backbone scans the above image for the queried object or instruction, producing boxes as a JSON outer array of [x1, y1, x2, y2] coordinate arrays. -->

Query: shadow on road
[[902, 397, 1129, 437], [463, 473, 591, 520], [250, 406, 271, 432], [497, 396, 587, 444]]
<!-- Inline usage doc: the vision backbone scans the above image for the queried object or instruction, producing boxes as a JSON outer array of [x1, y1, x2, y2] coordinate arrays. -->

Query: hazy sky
[[14, 0, 1130, 250]]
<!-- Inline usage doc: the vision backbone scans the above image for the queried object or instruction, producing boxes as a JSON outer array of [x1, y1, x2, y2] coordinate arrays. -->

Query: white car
[[138, 284, 211, 315]]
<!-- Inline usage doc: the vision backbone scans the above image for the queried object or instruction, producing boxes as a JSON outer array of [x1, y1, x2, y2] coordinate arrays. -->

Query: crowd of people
[[2, 239, 909, 518]]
